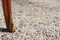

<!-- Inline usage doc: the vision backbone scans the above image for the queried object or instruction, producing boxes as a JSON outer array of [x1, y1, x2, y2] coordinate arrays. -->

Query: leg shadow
[[0, 27, 8, 32]]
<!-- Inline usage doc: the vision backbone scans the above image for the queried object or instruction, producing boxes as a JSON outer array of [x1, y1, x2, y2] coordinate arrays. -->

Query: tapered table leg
[[2, 0, 16, 32]]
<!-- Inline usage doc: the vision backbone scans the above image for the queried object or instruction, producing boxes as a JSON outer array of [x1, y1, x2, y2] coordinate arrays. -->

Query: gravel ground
[[0, 0, 60, 40]]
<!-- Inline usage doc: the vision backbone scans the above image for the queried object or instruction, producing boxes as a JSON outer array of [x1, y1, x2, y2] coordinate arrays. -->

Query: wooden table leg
[[2, 0, 16, 32]]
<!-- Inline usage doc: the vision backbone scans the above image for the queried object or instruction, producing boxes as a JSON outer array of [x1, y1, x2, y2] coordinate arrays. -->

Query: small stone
[[2, 34, 7, 37]]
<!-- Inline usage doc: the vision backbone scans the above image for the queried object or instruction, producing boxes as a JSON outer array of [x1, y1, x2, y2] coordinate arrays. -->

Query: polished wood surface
[[2, 0, 16, 32]]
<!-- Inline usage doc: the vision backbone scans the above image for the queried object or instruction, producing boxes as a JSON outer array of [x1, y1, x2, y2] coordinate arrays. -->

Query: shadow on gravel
[[0, 27, 8, 32]]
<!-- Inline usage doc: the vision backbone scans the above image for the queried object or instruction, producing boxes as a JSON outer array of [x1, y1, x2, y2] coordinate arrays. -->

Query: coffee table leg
[[2, 0, 16, 32]]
